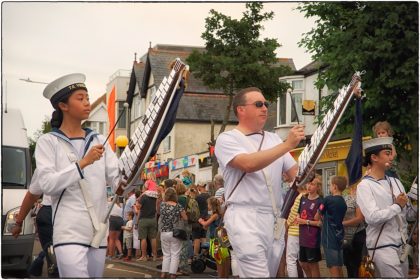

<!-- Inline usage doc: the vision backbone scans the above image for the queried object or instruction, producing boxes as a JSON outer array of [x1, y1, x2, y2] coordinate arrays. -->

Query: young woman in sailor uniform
[[35, 73, 120, 277], [356, 137, 412, 278]]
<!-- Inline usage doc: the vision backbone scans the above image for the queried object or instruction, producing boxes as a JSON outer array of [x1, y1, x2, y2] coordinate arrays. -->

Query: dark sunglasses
[[241, 101, 269, 108]]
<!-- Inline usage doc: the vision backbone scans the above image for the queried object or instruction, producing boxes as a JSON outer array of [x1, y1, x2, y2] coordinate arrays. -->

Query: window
[[277, 93, 287, 125], [132, 95, 142, 120], [2, 147, 27, 188], [277, 78, 304, 126], [117, 102, 127, 128], [98, 122, 105, 135], [292, 80, 303, 90], [163, 136, 171, 153], [315, 162, 337, 196], [291, 93, 303, 123]]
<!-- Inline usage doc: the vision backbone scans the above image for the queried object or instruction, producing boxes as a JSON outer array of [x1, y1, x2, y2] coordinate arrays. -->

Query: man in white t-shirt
[[215, 87, 305, 278]]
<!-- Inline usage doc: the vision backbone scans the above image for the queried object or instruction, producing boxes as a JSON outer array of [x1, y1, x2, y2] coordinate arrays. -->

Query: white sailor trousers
[[54, 245, 106, 277], [371, 246, 408, 278], [224, 205, 285, 278]]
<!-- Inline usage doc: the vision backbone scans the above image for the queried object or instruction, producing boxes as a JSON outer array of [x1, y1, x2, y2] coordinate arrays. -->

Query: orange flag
[[107, 85, 116, 152]]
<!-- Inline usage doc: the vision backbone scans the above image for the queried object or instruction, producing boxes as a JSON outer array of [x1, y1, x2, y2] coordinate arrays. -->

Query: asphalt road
[[2, 239, 217, 278]]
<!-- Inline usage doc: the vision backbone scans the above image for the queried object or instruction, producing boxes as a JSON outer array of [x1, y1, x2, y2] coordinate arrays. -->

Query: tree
[[298, 2, 418, 187], [29, 117, 52, 169], [187, 2, 293, 177]]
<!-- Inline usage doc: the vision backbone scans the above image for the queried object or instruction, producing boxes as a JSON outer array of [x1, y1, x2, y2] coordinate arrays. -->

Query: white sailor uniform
[[356, 175, 410, 278], [215, 129, 296, 278], [35, 128, 120, 277]]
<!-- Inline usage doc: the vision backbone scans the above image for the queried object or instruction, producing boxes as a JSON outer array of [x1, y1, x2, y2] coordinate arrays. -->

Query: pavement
[[107, 257, 218, 278], [108, 254, 335, 278]]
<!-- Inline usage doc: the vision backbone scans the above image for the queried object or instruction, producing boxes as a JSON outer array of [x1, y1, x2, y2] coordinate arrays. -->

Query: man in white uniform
[[215, 87, 305, 278], [356, 137, 410, 277]]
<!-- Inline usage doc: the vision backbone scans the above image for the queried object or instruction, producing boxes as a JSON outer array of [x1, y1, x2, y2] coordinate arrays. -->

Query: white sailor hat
[[43, 73, 87, 106], [363, 137, 393, 154]]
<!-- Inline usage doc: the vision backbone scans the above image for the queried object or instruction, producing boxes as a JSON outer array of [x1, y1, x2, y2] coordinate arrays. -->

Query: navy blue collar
[[363, 175, 387, 181], [52, 127, 94, 139], [50, 127, 98, 157]]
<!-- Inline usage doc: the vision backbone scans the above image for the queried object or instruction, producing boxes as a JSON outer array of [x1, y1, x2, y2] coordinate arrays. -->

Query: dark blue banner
[[345, 98, 363, 185]]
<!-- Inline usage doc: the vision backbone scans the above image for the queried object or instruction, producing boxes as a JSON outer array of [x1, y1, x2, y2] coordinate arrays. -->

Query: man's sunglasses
[[240, 101, 269, 108]]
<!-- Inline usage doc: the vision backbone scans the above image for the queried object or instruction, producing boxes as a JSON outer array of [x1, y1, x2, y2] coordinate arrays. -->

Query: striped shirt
[[287, 193, 303, 236]]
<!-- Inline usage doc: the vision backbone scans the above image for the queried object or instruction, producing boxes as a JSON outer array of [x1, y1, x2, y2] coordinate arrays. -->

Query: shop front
[[290, 137, 369, 195]]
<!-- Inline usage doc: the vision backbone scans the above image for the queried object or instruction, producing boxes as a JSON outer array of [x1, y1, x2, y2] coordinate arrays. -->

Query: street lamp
[[19, 78, 48, 84]]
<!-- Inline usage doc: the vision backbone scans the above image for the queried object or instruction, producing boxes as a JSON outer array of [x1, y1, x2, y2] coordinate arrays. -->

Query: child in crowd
[[373, 121, 397, 161], [122, 211, 134, 261], [181, 169, 193, 187], [198, 197, 230, 278], [318, 176, 348, 277], [372, 121, 398, 178], [296, 175, 323, 278], [144, 173, 157, 193], [286, 183, 307, 277]]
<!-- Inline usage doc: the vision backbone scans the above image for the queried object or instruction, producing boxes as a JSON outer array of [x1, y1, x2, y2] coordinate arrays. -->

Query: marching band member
[[12, 169, 59, 277], [215, 87, 304, 278], [356, 137, 411, 277], [35, 73, 120, 277]]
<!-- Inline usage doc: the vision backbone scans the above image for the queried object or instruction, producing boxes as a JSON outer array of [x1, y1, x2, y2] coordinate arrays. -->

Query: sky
[[2, 1, 317, 138]]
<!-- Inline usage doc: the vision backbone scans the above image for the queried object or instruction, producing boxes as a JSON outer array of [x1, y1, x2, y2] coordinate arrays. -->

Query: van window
[[2, 146, 27, 188]]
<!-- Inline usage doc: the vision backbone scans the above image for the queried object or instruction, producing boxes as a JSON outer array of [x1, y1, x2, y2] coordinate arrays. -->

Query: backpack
[[185, 196, 200, 224]]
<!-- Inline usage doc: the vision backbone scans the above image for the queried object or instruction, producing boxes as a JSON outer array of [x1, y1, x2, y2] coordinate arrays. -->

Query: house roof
[[176, 93, 238, 123], [175, 92, 279, 127], [90, 93, 106, 110], [133, 61, 145, 93], [145, 45, 222, 94], [127, 61, 146, 103], [295, 60, 327, 77], [140, 44, 296, 94], [276, 58, 296, 71]]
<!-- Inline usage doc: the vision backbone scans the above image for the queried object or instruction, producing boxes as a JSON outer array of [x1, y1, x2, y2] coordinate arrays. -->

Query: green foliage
[[187, 2, 293, 101], [187, 2, 294, 178], [29, 117, 52, 170], [298, 2, 418, 182]]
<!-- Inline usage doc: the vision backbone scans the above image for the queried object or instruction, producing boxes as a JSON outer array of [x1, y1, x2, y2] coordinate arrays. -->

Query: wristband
[[306, 220, 310, 226]]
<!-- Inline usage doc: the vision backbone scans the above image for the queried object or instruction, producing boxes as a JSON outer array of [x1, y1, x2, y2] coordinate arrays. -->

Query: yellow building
[[290, 137, 370, 195]]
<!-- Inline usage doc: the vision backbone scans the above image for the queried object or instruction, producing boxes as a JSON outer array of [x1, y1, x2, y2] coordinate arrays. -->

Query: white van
[[2, 108, 34, 274]]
